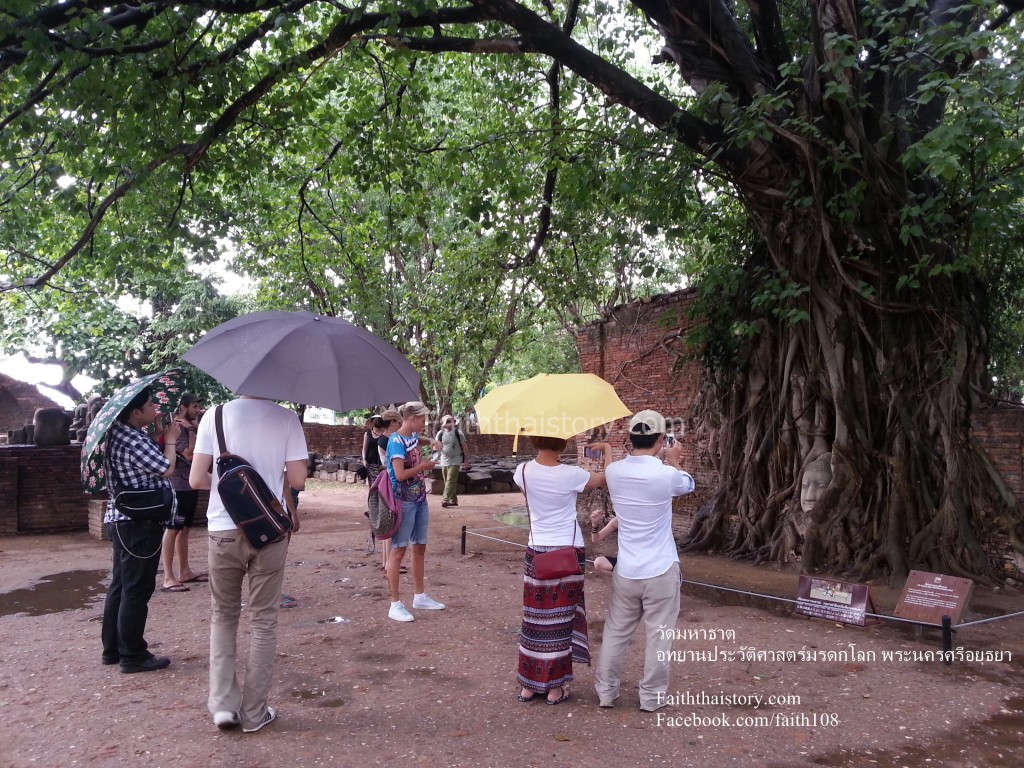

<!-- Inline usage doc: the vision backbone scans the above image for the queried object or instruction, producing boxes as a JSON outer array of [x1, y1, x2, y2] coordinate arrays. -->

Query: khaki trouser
[[207, 532, 289, 729], [441, 464, 460, 503], [594, 563, 681, 711]]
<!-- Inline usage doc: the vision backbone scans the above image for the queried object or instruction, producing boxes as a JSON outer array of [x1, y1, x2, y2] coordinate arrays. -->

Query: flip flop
[[545, 690, 570, 706], [279, 594, 298, 609], [517, 692, 541, 703], [182, 573, 209, 583], [160, 584, 190, 593]]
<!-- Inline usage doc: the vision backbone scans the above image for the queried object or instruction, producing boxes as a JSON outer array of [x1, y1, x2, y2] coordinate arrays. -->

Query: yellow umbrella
[[474, 373, 631, 442]]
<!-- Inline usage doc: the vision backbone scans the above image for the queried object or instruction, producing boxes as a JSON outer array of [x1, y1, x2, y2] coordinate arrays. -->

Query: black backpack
[[214, 406, 293, 549]]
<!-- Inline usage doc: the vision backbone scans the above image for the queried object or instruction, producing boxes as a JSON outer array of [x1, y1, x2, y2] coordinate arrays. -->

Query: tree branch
[[451, 1, 744, 170]]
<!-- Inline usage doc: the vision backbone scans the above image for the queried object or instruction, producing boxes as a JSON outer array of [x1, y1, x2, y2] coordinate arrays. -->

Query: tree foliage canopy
[[1, 0, 688, 409], [3, 1, 1024, 579]]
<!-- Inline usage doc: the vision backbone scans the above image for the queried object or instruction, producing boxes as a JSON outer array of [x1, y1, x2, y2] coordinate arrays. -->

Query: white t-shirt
[[605, 455, 695, 580], [194, 399, 309, 532], [513, 460, 590, 548]]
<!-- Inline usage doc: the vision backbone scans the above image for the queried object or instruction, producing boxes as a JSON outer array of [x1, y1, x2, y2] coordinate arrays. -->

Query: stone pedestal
[[88, 498, 109, 541]]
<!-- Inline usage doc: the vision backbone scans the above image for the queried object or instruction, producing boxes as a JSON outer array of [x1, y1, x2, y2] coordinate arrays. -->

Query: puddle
[[494, 509, 529, 527], [0, 569, 108, 618], [318, 616, 351, 624]]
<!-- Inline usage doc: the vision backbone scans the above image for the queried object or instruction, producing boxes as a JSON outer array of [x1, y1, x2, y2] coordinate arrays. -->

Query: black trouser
[[101, 521, 163, 664]]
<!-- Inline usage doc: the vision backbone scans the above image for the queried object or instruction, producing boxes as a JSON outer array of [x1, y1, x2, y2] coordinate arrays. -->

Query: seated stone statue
[[86, 396, 106, 425], [70, 403, 88, 440]]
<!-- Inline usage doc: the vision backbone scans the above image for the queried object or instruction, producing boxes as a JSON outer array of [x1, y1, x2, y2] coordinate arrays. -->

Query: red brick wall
[[0, 456, 18, 535], [575, 289, 717, 534], [0, 445, 90, 533], [971, 407, 1024, 503], [577, 288, 1024, 536]]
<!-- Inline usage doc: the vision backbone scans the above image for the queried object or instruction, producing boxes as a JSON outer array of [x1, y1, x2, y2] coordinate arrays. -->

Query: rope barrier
[[459, 525, 1024, 652]]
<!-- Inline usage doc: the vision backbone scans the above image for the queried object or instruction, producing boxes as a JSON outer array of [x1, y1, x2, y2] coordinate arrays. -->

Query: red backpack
[[367, 469, 402, 539]]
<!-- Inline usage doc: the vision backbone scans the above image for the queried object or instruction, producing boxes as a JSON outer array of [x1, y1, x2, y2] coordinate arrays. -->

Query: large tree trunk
[[618, 0, 1024, 585], [683, 203, 1024, 585]]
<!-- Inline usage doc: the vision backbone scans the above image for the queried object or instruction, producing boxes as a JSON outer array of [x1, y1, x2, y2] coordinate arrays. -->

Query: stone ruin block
[[33, 408, 72, 446], [8, 425, 33, 445]]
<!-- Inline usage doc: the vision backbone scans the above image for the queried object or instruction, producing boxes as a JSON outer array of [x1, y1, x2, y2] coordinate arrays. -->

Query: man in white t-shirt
[[595, 410, 695, 712], [189, 397, 308, 733]]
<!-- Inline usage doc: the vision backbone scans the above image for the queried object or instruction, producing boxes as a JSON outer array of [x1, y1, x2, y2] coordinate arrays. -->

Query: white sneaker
[[213, 711, 239, 730], [388, 602, 414, 622], [412, 594, 446, 610]]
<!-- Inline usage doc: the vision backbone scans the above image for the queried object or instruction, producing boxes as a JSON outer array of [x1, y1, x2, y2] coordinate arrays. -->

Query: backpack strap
[[283, 479, 296, 522], [456, 429, 466, 459], [214, 405, 228, 457]]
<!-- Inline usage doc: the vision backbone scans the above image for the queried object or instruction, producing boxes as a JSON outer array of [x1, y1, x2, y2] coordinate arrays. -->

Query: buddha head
[[799, 452, 832, 514]]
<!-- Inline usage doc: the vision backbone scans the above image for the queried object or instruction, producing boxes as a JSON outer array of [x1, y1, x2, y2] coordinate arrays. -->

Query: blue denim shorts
[[392, 498, 429, 547]]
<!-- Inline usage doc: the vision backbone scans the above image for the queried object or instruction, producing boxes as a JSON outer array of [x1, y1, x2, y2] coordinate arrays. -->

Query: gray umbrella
[[183, 311, 420, 410]]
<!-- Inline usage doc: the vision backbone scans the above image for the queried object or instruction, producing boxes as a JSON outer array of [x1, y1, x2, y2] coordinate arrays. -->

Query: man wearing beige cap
[[595, 409, 695, 712], [434, 415, 470, 508]]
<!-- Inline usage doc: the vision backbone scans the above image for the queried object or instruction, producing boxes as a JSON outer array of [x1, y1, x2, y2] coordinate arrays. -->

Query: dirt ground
[[0, 483, 1022, 768]]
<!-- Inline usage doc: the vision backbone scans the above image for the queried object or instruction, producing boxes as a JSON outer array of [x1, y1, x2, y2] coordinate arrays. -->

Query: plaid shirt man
[[104, 420, 173, 523]]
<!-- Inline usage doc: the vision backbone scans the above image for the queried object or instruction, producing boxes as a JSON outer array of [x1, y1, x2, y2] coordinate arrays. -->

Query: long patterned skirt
[[516, 546, 590, 693]]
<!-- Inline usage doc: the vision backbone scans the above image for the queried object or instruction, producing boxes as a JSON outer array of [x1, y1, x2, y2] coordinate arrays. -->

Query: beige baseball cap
[[628, 409, 666, 435], [400, 401, 431, 417]]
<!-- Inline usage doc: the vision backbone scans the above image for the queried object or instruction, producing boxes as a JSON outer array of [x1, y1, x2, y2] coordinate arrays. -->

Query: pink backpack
[[367, 470, 402, 539]]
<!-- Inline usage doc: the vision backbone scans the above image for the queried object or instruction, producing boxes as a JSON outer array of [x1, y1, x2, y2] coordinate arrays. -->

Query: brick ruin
[[2, 287, 1022, 537], [574, 288, 1024, 541]]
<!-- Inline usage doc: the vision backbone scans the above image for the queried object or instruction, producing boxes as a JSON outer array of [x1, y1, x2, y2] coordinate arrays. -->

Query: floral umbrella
[[81, 369, 187, 494]]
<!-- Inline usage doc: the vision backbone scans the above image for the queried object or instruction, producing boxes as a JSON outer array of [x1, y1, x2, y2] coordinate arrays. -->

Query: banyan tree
[[4, 2, 1024, 582]]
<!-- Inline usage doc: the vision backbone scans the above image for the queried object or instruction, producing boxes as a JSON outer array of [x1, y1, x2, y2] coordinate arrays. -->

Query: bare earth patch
[[0, 483, 1021, 768]]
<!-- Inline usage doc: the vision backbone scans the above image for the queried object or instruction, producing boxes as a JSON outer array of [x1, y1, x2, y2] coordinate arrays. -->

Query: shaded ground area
[[0, 483, 1022, 768]]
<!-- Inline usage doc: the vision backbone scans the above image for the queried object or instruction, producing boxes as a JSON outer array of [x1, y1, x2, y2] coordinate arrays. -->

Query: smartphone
[[583, 447, 603, 459], [665, 433, 675, 447]]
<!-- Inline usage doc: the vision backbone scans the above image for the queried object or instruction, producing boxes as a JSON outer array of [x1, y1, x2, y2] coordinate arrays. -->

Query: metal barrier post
[[461, 525, 466, 555], [942, 615, 953, 665]]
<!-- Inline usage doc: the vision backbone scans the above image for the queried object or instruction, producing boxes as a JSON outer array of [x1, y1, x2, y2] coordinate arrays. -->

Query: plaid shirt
[[104, 420, 173, 523]]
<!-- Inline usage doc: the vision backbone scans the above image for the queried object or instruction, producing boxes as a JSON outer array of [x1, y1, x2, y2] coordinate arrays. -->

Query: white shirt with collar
[[605, 455, 695, 580]]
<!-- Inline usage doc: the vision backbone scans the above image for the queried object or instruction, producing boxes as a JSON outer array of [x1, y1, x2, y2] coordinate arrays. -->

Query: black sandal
[[546, 689, 570, 705]]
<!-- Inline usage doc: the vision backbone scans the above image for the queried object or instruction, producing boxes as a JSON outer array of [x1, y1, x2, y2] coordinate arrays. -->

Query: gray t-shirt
[[435, 428, 466, 466]]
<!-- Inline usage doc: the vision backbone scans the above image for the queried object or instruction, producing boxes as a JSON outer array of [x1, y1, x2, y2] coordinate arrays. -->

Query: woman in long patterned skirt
[[513, 435, 609, 705]]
